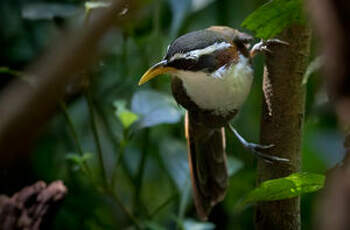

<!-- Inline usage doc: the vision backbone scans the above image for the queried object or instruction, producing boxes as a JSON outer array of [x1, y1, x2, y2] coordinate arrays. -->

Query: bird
[[138, 26, 288, 220]]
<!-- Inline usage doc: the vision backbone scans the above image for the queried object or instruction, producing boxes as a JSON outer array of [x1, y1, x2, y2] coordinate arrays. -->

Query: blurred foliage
[[242, 0, 305, 39], [0, 0, 344, 229]]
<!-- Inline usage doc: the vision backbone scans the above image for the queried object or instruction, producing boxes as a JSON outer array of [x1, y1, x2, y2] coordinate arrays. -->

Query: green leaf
[[191, 0, 215, 12], [143, 221, 167, 230], [239, 172, 325, 208], [167, 0, 191, 37], [0, 67, 20, 77], [241, 0, 305, 39], [183, 219, 215, 230], [131, 90, 183, 128], [66, 152, 93, 170], [113, 100, 139, 129], [159, 138, 188, 190], [22, 3, 79, 20]]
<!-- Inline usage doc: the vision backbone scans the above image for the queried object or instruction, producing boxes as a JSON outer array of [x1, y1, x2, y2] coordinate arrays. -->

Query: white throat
[[175, 54, 253, 116]]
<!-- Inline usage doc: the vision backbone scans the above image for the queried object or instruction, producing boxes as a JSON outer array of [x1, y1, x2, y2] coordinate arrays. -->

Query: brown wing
[[185, 112, 229, 220]]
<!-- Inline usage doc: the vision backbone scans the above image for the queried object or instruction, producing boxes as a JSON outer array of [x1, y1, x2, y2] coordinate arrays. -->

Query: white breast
[[175, 54, 253, 116]]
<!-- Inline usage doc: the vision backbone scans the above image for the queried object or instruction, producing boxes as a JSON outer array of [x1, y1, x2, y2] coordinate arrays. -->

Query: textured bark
[[255, 25, 311, 230], [0, 181, 67, 230]]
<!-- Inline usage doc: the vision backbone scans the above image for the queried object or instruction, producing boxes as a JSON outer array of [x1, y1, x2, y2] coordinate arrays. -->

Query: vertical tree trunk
[[255, 25, 311, 230]]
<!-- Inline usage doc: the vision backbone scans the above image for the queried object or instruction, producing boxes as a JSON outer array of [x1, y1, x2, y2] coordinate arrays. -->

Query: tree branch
[[0, 181, 67, 230], [255, 25, 311, 230], [0, 0, 137, 167]]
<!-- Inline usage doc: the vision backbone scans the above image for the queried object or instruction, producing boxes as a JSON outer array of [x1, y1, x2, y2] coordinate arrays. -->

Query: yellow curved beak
[[138, 60, 175, 86]]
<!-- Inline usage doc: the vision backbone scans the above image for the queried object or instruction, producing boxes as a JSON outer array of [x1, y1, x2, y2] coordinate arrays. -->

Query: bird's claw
[[244, 142, 289, 163], [227, 124, 289, 163], [265, 38, 289, 47], [250, 39, 289, 57], [247, 143, 274, 150]]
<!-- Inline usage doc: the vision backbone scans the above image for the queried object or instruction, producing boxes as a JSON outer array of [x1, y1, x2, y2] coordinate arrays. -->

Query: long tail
[[185, 112, 229, 220]]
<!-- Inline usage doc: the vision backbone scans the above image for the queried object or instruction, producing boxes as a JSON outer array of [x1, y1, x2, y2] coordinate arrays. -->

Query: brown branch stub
[[0, 180, 67, 230], [255, 25, 312, 230]]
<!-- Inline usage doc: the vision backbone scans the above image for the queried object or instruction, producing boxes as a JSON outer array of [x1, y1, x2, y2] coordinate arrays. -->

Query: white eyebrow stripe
[[169, 41, 232, 62]]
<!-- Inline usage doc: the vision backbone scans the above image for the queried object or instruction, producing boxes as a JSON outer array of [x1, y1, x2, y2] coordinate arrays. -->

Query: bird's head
[[138, 26, 253, 85]]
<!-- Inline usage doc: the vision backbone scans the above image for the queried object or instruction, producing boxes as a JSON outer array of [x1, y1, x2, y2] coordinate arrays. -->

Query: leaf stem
[[84, 89, 108, 188], [134, 129, 149, 213], [80, 95, 142, 228], [176, 180, 191, 230], [94, 103, 136, 186], [150, 194, 177, 218], [59, 100, 92, 177], [106, 187, 142, 230]]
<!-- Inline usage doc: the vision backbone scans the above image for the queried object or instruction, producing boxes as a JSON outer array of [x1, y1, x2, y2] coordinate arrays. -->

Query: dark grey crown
[[163, 28, 252, 72], [165, 30, 228, 60]]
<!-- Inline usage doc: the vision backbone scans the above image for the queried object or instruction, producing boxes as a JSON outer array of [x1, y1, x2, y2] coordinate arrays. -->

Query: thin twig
[[112, 138, 127, 182], [134, 129, 149, 214], [176, 180, 191, 230], [107, 188, 142, 229], [85, 89, 108, 188], [61, 98, 140, 227], [59, 101, 85, 156], [59, 101, 92, 177], [94, 103, 136, 186], [150, 194, 177, 218], [94, 103, 152, 218]]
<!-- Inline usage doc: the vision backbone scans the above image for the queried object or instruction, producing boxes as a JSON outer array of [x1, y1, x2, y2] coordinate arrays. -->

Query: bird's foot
[[250, 39, 289, 57], [227, 123, 289, 163], [243, 142, 289, 164]]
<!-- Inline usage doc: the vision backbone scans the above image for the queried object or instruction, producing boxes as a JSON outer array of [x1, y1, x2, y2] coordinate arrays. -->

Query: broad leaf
[[239, 172, 325, 208], [21, 3, 79, 20], [66, 152, 93, 171], [143, 221, 167, 230], [241, 0, 305, 39], [191, 0, 215, 12], [131, 90, 183, 128], [183, 219, 215, 230], [167, 0, 191, 37], [159, 138, 189, 190], [113, 100, 139, 129]]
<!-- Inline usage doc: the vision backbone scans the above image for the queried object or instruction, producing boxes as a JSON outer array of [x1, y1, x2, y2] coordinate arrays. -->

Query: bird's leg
[[227, 123, 289, 163], [250, 39, 289, 58]]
